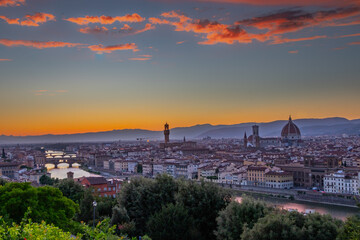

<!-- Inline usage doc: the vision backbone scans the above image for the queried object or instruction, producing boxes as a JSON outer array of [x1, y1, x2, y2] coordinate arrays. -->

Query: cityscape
[[1, 0, 360, 239]]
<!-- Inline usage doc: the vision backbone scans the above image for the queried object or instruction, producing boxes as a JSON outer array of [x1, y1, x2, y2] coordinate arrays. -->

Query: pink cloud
[[65, 13, 145, 25], [0, 0, 25, 7], [0, 12, 55, 26], [88, 43, 139, 53], [0, 39, 85, 49]]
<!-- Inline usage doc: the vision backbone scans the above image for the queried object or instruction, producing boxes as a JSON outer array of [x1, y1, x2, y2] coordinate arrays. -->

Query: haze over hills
[[0, 117, 359, 144]]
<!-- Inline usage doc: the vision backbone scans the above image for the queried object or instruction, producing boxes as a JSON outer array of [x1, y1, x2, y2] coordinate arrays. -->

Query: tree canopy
[[146, 203, 195, 240], [117, 174, 178, 236], [241, 211, 342, 240], [0, 182, 78, 230], [215, 197, 273, 240], [55, 178, 85, 204]]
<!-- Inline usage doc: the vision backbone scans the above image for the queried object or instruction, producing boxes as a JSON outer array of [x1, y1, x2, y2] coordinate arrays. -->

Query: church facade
[[245, 116, 302, 148]]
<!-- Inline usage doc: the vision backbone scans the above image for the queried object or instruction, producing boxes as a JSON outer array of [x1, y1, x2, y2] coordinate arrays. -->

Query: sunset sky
[[1, 0, 360, 136]]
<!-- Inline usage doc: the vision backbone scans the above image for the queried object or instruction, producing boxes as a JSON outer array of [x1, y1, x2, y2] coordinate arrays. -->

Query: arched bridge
[[45, 157, 85, 168]]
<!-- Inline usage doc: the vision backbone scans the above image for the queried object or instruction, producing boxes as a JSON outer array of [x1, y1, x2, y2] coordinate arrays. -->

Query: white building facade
[[324, 170, 360, 195]]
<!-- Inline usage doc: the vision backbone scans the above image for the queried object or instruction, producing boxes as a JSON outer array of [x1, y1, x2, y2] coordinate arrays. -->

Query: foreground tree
[[0, 178, 7, 186], [302, 213, 342, 240], [146, 203, 195, 240], [77, 188, 96, 223], [55, 178, 85, 204], [39, 174, 55, 185], [117, 174, 178, 236], [241, 211, 341, 240], [337, 215, 360, 240], [97, 197, 117, 219], [0, 217, 80, 240], [176, 180, 231, 240], [215, 197, 272, 240], [0, 182, 78, 230], [241, 212, 303, 240]]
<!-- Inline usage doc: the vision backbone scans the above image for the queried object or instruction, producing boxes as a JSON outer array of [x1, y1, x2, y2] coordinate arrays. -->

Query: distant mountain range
[[1, 117, 360, 144]]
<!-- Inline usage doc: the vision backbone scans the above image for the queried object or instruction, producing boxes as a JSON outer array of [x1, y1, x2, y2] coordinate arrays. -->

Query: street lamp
[[92, 200, 97, 228]]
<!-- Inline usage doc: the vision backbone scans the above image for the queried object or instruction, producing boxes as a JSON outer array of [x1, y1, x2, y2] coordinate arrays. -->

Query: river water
[[236, 196, 359, 220], [45, 150, 99, 179]]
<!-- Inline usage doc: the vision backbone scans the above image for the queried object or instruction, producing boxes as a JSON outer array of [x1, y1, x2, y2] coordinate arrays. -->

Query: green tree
[[0, 178, 7, 186], [215, 197, 272, 240], [0, 182, 78, 230], [302, 213, 341, 240], [0, 217, 81, 240], [337, 215, 360, 240], [39, 174, 55, 185], [146, 203, 195, 240], [77, 188, 96, 223], [97, 197, 117, 219], [117, 174, 178, 236], [176, 180, 231, 240], [55, 178, 85, 204], [241, 212, 304, 240], [110, 206, 130, 226]]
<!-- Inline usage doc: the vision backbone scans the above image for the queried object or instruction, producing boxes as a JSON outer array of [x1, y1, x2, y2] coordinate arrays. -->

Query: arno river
[[45, 150, 359, 220], [236, 196, 359, 220], [45, 150, 98, 179]]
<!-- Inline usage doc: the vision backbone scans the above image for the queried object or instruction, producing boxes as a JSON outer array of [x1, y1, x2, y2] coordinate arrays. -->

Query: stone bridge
[[45, 157, 84, 168]]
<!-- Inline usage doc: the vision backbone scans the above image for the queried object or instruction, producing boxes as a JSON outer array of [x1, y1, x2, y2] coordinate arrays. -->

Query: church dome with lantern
[[281, 116, 301, 139], [281, 116, 301, 146]]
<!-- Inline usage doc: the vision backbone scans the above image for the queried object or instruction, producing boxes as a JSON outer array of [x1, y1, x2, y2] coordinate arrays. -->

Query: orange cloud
[[129, 57, 152, 61], [149, 17, 171, 25], [0, 16, 20, 24], [237, 7, 360, 39], [176, 41, 185, 44], [21, 12, 55, 26], [88, 43, 139, 53], [0, 12, 55, 26], [65, 13, 145, 25], [132, 23, 155, 34], [151, 12, 255, 45], [121, 24, 132, 30], [34, 89, 68, 96], [0, 58, 12, 61], [79, 23, 154, 36], [157, 0, 360, 6], [198, 0, 360, 6], [0, 39, 85, 49], [151, 7, 360, 46], [79, 26, 109, 34], [0, 0, 25, 7], [270, 35, 327, 44], [288, 50, 299, 53], [336, 32, 360, 38], [348, 41, 360, 45]]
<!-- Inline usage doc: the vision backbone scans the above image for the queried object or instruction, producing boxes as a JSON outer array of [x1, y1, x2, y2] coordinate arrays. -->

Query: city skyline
[[1, 0, 360, 136]]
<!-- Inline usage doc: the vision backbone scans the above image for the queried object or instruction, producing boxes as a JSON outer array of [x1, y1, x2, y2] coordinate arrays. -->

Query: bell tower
[[252, 125, 260, 148], [164, 123, 170, 144], [244, 132, 247, 149], [1, 148, 6, 160]]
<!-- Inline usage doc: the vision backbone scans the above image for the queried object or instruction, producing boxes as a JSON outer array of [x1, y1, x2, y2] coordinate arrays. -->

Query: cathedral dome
[[281, 116, 301, 139]]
